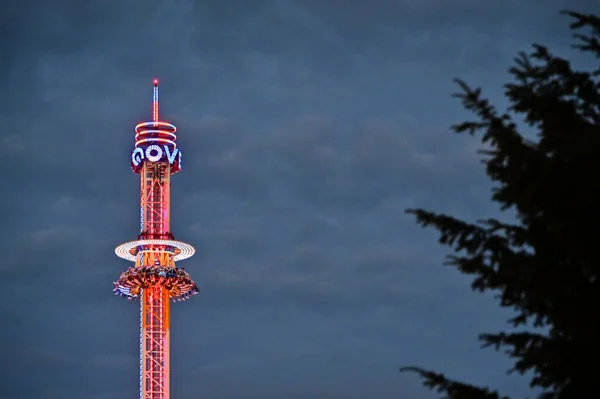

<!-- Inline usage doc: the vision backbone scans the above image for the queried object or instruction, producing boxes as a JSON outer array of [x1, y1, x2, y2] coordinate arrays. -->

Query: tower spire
[[153, 79, 159, 122]]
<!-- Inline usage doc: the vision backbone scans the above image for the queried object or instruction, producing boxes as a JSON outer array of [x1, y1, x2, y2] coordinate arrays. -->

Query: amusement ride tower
[[114, 80, 198, 399]]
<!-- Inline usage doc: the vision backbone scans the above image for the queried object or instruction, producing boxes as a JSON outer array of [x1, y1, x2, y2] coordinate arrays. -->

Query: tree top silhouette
[[401, 10, 600, 399]]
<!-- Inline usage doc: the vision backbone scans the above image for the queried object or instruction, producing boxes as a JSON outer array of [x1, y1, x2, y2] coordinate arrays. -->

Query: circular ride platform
[[114, 266, 199, 302]]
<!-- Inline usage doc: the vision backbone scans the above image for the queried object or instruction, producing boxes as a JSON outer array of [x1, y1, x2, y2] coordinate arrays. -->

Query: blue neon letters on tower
[[131, 145, 182, 168]]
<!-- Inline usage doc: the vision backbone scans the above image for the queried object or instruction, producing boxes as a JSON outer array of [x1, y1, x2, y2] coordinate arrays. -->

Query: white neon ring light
[[115, 239, 196, 262]]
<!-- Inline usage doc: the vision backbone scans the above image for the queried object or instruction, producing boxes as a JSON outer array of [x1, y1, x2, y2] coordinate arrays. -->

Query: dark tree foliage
[[400, 11, 600, 399]]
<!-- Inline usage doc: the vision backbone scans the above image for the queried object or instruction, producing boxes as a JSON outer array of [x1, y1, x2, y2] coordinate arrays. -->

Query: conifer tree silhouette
[[401, 11, 600, 399]]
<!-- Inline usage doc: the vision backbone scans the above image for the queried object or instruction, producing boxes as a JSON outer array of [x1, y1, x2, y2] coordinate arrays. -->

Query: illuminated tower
[[114, 80, 198, 399]]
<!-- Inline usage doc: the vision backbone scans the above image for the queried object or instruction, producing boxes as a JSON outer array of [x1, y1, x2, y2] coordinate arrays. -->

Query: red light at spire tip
[[154, 79, 159, 86]]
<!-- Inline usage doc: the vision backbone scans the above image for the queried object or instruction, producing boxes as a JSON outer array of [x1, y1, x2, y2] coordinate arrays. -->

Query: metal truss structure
[[114, 81, 197, 399]]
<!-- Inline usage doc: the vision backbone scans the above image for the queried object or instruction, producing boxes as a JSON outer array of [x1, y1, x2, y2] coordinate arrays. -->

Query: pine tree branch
[[561, 11, 600, 61], [399, 367, 510, 399]]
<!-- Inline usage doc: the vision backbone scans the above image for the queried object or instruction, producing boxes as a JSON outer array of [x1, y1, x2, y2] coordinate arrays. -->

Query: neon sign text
[[131, 145, 182, 167]]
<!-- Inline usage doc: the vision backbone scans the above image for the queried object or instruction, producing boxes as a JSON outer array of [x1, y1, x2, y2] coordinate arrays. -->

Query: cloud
[[4, 0, 592, 398]]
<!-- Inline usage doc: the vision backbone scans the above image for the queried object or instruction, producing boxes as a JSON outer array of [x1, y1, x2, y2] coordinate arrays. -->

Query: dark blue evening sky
[[1, 1, 598, 398]]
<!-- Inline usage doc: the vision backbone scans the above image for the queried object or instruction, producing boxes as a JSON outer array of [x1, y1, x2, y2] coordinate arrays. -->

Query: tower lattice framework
[[114, 80, 198, 399]]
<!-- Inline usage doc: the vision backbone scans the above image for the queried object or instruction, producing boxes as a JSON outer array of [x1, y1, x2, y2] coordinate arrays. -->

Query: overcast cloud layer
[[1, 1, 598, 398]]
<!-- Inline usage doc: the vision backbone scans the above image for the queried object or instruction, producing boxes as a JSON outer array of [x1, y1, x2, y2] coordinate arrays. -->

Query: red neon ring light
[[135, 121, 177, 133], [135, 138, 177, 147], [135, 131, 177, 141]]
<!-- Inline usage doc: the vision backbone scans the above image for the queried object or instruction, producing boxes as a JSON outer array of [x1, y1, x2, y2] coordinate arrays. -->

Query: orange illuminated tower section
[[114, 80, 198, 399]]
